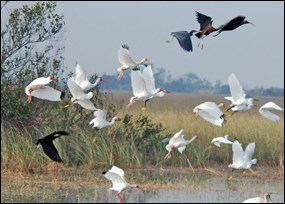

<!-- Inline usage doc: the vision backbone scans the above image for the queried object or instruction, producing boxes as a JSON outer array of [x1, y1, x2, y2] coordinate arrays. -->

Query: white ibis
[[259, 102, 284, 121], [165, 129, 198, 159], [25, 76, 63, 102], [211, 135, 233, 147], [74, 62, 106, 91], [242, 193, 272, 203], [228, 140, 257, 171], [193, 102, 226, 127], [225, 73, 258, 115], [127, 64, 170, 109], [102, 165, 143, 203], [89, 109, 118, 129], [36, 131, 69, 163], [67, 78, 96, 110], [117, 44, 149, 80]]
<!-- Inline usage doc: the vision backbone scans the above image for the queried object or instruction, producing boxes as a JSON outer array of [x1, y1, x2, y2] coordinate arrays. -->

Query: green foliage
[[1, 1, 66, 122]]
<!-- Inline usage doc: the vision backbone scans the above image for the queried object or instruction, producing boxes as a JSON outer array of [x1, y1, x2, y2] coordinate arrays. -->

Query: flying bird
[[164, 129, 198, 159], [103, 165, 143, 203], [193, 102, 226, 127], [242, 193, 272, 203], [259, 102, 284, 121], [117, 44, 149, 80], [213, 16, 254, 37], [74, 62, 106, 91], [36, 131, 69, 163], [25, 76, 63, 102], [225, 73, 258, 115], [211, 135, 233, 147], [67, 78, 96, 110], [228, 140, 257, 171], [127, 64, 170, 109], [89, 109, 118, 129], [166, 30, 197, 52], [194, 11, 219, 49]]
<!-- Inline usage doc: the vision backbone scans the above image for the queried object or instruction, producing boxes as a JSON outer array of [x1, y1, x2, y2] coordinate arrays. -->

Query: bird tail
[[195, 32, 202, 38]]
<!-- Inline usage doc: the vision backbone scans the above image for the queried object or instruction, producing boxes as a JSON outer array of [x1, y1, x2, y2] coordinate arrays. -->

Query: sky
[[3, 1, 285, 89]]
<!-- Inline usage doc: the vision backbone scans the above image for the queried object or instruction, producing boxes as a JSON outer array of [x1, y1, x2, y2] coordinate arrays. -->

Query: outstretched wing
[[171, 31, 193, 52], [118, 44, 136, 66], [243, 142, 255, 163], [142, 64, 156, 93], [214, 16, 246, 37], [231, 140, 244, 164], [195, 11, 213, 31], [41, 142, 63, 162], [228, 73, 245, 102], [131, 68, 146, 96], [31, 86, 62, 101]]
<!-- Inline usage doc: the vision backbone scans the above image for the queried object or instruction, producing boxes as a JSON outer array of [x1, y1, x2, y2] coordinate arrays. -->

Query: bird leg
[[198, 38, 204, 49], [164, 147, 174, 159], [144, 99, 149, 107], [166, 36, 174, 43], [27, 88, 33, 103], [117, 193, 123, 203], [117, 70, 125, 80]]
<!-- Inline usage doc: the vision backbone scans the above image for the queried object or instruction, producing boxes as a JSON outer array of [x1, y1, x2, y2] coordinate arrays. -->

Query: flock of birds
[[24, 10, 283, 203]]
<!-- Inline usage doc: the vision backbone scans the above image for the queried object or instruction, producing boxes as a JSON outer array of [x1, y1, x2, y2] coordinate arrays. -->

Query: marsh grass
[[1, 91, 284, 172]]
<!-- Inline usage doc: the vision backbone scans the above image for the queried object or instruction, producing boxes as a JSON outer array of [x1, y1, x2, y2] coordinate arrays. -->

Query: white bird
[[25, 76, 63, 102], [225, 73, 257, 114], [117, 44, 149, 80], [165, 129, 198, 159], [67, 78, 96, 110], [103, 165, 143, 203], [193, 102, 226, 127], [127, 64, 170, 108], [228, 140, 257, 171], [259, 102, 284, 121], [242, 193, 272, 203], [211, 135, 233, 147], [74, 63, 106, 91], [89, 109, 118, 129]]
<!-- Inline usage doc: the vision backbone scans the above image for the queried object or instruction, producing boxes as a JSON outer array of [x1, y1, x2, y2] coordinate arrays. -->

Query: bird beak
[[161, 89, 171, 93], [100, 78, 107, 83], [248, 21, 255, 26], [196, 136, 201, 141], [34, 145, 40, 150]]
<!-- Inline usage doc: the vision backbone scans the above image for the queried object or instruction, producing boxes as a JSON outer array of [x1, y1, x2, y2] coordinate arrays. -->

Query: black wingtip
[[60, 91, 65, 100], [102, 171, 107, 175], [54, 131, 69, 136], [122, 44, 129, 50]]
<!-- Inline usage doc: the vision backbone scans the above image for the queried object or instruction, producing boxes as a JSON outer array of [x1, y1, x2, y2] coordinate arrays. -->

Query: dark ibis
[[194, 11, 219, 49], [36, 131, 69, 163], [166, 30, 197, 52], [213, 16, 255, 37]]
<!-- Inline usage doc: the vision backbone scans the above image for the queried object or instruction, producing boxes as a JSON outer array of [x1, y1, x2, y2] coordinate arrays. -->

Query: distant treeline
[[100, 68, 284, 97]]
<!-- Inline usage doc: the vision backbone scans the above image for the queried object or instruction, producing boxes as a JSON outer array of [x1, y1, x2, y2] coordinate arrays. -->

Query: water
[[1, 168, 284, 203]]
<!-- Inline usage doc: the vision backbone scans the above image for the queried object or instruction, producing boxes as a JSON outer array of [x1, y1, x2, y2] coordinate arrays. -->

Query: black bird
[[194, 11, 219, 49], [166, 30, 197, 52], [36, 131, 69, 162], [213, 16, 255, 37]]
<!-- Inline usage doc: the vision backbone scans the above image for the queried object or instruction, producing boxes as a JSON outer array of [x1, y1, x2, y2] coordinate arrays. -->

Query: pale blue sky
[[4, 1, 285, 89]]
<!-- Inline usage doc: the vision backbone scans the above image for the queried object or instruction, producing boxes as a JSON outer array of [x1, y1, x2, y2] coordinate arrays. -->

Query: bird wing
[[171, 31, 193, 52], [77, 100, 96, 110], [195, 11, 213, 31], [41, 142, 63, 162], [118, 44, 136, 66], [67, 78, 90, 99], [228, 73, 245, 102], [214, 16, 246, 37], [109, 165, 125, 180], [168, 129, 184, 145], [103, 170, 126, 191], [259, 102, 283, 121], [27, 77, 52, 87], [31, 86, 62, 101], [232, 140, 244, 164], [75, 63, 88, 84], [142, 64, 156, 94], [243, 142, 255, 163], [224, 96, 234, 102], [161, 137, 171, 145], [194, 102, 224, 126], [177, 146, 186, 154], [197, 110, 224, 127], [131, 68, 146, 96]]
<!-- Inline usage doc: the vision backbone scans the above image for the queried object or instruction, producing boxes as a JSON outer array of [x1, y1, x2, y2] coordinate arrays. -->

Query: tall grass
[[1, 91, 284, 172]]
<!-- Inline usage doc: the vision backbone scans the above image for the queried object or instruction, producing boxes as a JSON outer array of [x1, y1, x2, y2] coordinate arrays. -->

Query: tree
[[1, 1, 66, 122]]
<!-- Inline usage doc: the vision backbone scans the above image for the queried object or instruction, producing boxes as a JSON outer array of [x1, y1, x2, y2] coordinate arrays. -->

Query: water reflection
[[1, 169, 284, 203]]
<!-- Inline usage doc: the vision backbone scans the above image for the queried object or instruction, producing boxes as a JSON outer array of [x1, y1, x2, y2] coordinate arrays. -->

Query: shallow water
[[1, 169, 284, 203]]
